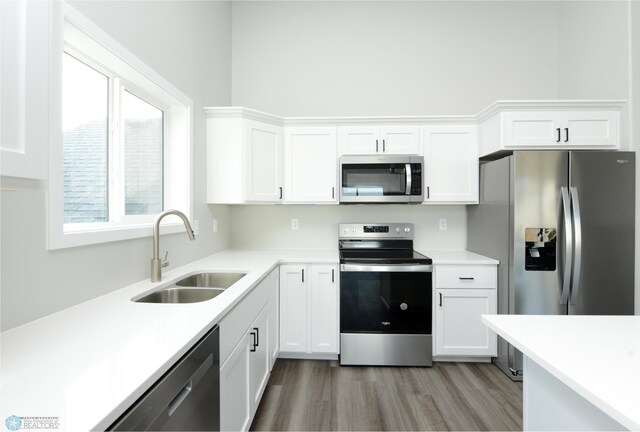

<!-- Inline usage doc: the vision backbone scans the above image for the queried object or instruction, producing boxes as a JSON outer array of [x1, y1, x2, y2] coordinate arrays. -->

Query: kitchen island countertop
[[482, 314, 640, 430]]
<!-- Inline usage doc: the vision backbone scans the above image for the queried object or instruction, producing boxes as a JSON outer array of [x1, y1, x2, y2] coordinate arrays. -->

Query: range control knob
[[404, 227, 411, 232], [400, 303, 408, 311]]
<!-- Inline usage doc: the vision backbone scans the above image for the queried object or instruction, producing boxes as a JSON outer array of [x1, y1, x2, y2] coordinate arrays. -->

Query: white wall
[[231, 1, 560, 117], [230, 205, 466, 250], [230, 1, 562, 251], [0, 1, 233, 331]]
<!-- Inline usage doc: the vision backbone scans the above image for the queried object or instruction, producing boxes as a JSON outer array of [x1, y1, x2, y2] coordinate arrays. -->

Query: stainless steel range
[[339, 223, 433, 367]]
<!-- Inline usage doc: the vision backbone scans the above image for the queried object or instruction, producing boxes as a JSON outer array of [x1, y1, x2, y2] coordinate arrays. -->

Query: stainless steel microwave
[[339, 155, 424, 204]]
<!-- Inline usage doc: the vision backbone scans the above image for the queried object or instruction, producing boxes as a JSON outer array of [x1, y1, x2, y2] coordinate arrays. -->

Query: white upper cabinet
[[284, 127, 337, 203], [339, 126, 420, 155], [245, 120, 284, 202], [479, 102, 622, 157], [1, 0, 49, 179], [206, 109, 284, 204], [422, 125, 478, 204]]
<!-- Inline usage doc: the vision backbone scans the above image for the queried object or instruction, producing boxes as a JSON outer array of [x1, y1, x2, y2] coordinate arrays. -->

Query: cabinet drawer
[[435, 265, 496, 289]]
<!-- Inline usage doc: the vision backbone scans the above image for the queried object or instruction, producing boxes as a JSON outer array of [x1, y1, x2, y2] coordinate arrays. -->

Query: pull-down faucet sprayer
[[151, 209, 195, 282]]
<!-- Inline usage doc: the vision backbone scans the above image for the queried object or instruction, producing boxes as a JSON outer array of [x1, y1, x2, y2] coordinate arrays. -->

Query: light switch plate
[[291, 218, 299, 230], [439, 218, 447, 231]]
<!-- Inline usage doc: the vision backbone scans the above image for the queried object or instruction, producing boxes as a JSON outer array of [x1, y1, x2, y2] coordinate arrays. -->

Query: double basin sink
[[134, 272, 246, 304]]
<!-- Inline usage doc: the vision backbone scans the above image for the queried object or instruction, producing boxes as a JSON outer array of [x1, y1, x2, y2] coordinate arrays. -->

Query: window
[[49, 3, 192, 249]]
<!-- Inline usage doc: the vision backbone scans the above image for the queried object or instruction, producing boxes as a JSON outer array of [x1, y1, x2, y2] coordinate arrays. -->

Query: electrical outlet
[[291, 218, 299, 230], [212, 218, 218, 233], [193, 219, 200, 235], [439, 218, 447, 231]]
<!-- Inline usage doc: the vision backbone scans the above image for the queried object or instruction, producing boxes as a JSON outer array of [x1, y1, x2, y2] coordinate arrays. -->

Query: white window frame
[[48, 2, 192, 250]]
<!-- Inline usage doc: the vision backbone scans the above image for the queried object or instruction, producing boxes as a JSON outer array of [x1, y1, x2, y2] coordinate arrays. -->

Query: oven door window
[[340, 270, 432, 334], [341, 163, 407, 197]]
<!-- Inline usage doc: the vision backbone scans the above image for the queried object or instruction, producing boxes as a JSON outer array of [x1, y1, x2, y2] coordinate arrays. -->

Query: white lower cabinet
[[434, 265, 497, 357], [280, 264, 339, 356], [220, 333, 251, 431], [219, 268, 277, 432]]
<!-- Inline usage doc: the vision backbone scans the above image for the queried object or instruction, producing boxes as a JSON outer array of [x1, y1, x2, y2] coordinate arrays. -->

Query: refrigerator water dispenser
[[525, 228, 556, 271]]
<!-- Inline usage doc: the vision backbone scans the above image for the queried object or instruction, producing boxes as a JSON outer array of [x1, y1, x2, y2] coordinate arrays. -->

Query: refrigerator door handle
[[560, 187, 572, 304], [569, 187, 582, 305]]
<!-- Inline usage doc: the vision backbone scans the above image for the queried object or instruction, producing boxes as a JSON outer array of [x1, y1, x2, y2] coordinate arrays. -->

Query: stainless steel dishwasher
[[109, 326, 220, 431]]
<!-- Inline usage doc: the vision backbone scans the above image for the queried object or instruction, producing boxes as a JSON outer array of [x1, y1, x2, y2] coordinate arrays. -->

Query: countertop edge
[[482, 315, 640, 431]]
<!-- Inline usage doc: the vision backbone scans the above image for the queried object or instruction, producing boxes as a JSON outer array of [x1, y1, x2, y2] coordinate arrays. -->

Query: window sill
[[48, 221, 189, 250]]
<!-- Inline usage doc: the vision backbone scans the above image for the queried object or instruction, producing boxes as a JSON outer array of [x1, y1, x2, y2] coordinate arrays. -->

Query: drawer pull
[[459, 277, 475, 280], [439, 293, 442, 307]]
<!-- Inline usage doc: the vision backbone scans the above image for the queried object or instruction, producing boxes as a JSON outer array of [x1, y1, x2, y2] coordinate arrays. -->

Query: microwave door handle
[[405, 163, 412, 195]]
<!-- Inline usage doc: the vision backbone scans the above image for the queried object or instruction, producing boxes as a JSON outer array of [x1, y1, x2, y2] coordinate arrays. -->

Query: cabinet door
[[279, 265, 308, 353], [502, 111, 561, 147], [435, 288, 497, 356], [380, 126, 421, 154], [0, 0, 49, 180], [245, 119, 283, 202], [338, 126, 379, 155], [423, 125, 478, 204], [268, 269, 279, 370], [284, 127, 337, 203], [220, 334, 251, 432], [310, 265, 339, 354], [249, 306, 270, 418], [561, 111, 619, 148]]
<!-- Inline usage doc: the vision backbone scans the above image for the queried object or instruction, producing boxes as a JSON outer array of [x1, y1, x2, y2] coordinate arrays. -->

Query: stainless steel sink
[[175, 272, 246, 289], [135, 287, 225, 304]]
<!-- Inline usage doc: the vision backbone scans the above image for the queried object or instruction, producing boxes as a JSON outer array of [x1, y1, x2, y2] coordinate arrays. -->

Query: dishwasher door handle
[[168, 381, 192, 416]]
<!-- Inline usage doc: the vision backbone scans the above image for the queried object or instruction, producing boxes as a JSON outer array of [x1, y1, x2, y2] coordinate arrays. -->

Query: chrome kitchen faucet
[[151, 209, 195, 282]]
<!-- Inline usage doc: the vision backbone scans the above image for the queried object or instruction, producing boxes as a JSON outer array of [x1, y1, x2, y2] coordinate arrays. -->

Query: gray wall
[[0, 1, 233, 331], [231, 1, 560, 117]]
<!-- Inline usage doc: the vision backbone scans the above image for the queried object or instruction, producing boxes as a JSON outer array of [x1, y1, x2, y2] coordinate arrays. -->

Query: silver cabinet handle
[[331, 269, 335, 283], [439, 293, 442, 307], [459, 277, 474, 280], [332, 186, 335, 199], [279, 187, 283, 199], [560, 187, 572, 305], [556, 128, 561, 143], [301, 268, 304, 282], [564, 127, 569, 143], [375, 139, 379, 152], [569, 187, 582, 305], [382, 139, 386, 152]]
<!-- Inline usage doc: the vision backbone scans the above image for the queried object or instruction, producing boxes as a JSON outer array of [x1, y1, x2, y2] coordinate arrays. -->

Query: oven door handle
[[340, 264, 432, 273]]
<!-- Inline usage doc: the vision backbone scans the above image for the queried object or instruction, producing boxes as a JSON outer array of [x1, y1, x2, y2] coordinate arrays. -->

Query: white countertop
[[482, 314, 640, 430], [421, 249, 499, 265], [1, 248, 492, 431]]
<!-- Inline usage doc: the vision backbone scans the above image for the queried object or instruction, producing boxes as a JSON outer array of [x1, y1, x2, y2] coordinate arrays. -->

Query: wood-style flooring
[[251, 360, 522, 431]]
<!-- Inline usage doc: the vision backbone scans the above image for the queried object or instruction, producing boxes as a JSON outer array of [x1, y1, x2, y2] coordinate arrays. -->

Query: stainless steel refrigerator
[[467, 151, 635, 380]]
